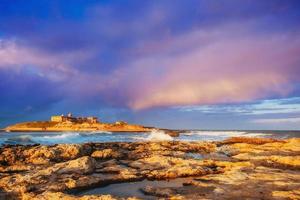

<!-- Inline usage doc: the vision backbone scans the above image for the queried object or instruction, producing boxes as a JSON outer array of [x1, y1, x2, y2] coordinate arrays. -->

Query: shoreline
[[3, 120, 162, 134], [0, 130, 181, 138], [1, 124, 181, 137], [1, 129, 152, 133], [0, 137, 299, 199]]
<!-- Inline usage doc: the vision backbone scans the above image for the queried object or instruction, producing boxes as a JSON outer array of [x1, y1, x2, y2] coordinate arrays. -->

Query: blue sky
[[0, 0, 300, 130]]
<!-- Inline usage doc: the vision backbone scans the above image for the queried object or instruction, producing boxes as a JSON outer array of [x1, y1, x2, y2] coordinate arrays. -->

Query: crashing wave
[[42, 132, 80, 139], [5, 135, 35, 145], [146, 129, 174, 141]]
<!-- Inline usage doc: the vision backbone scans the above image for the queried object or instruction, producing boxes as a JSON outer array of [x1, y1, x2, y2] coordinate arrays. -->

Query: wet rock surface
[[0, 138, 299, 199]]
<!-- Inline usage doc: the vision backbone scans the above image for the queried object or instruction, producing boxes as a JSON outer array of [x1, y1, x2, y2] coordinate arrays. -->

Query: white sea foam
[[243, 133, 272, 137], [131, 136, 147, 140], [182, 131, 270, 137], [146, 129, 173, 141], [42, 133, 80, 139], [6, 135, 34, 143], [182, 131, 245, 136]]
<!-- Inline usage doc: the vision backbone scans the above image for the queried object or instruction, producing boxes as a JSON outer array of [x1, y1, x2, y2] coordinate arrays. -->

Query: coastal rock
[[0, 164, 33, 173], [0, 138, 299, 199], [0, 156, 96, 196], [54, 156, 96, 174], [129, 155, 221, 180], [164, 130, 180, 137], [220, 137, 283, 145], [91, 149, 121, 159], [233, 154, 300, 170], [141, 186, 176, 197], [0, 145, 27, 166], [0, 144, 93, 167], [23, 191, 131, 200]]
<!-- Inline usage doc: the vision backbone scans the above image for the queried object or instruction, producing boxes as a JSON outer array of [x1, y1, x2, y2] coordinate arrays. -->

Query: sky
[[1, 0, 300, 130]]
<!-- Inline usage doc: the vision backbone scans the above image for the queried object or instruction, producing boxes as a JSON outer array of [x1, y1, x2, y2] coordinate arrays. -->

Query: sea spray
[[42, 132, 80, 139], [5, 135, 35, 145], [146, 129, 173, 141]]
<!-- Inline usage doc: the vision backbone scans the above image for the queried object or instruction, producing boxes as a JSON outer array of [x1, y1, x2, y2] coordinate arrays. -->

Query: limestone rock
[[141, 186, 175, 197], [0, 138, 299, 199], [23, 191, 120, 200], [91, 149, 121, 159]]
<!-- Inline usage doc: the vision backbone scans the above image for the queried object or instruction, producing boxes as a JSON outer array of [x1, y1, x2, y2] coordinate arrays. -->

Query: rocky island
[[0, 137, 299, 199], [4, 114, 153, 133]]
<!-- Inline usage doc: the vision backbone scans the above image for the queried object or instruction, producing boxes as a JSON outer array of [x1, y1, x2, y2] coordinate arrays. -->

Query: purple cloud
[[0, 0, 300, 118]]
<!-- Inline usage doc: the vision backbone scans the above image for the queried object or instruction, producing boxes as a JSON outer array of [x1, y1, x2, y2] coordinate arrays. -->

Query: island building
[[50, 113, 99, 123], [115, 121, 128, 125]]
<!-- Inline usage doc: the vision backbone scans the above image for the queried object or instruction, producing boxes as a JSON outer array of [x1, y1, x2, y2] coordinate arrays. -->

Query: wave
[[182, 131, 271, 137], [131, 136, 147, 141], [182, 131, 245, 136], [146, 129, 174, 141], [39, 131, 113, 140], [81, 131, 112, 135], [5, 135, 35, 145], [243, 133, 272, 137], [42, 133, 80, 139]]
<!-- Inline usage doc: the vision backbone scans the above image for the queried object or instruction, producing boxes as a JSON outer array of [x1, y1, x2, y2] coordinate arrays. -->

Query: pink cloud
[[116, 25, 300, 109], [0, 39, 92, 81], [1, 23, 300, 110]]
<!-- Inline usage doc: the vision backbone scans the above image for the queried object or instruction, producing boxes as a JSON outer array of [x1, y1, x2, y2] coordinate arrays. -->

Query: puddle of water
[[185, 152, 233, 162], [185, 153, 204, 160], [77, 178, 191, 199]]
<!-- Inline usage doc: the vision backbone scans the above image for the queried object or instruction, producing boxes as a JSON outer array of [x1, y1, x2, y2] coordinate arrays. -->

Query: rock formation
[[0, 137, 299, 199]]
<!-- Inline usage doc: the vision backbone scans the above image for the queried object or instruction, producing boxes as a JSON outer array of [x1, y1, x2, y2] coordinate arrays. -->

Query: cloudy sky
[[1, 0, 300, 130]]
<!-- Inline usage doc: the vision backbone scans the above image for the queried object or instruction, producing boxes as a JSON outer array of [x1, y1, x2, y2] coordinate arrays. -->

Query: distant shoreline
[[4, 120, 152, 132], [3, 120, 181, 138], [2, 129, 151, 133]]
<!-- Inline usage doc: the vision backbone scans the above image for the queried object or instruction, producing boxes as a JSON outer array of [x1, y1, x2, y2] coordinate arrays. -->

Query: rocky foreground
[[0, 137, 299, 200]]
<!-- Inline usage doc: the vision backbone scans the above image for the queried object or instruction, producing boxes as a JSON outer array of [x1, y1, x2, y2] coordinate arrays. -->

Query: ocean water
[[0, 129, 299, 146]]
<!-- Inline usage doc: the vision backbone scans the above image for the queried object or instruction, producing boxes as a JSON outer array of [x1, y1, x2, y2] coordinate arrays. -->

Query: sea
[[0, 129, 299, 146]]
